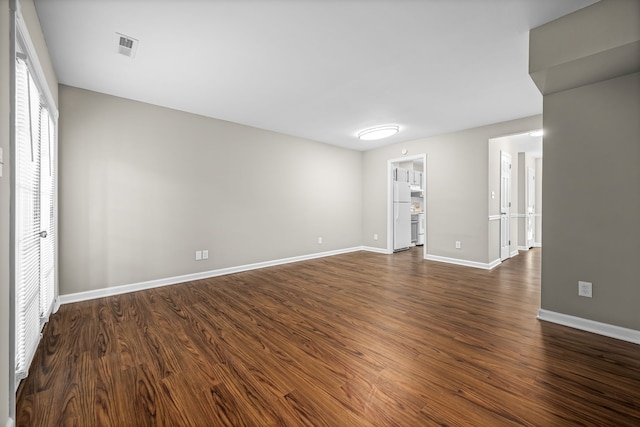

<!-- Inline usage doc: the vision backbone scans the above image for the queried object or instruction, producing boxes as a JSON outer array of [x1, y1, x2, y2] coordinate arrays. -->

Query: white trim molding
[[533, 242, 542, 248], [362, 246, 391, 255], [6, 417, 15, 427], [426, 254, 501, 270], [15, 7, 57, 118], [487, 258, 502, 269], [488, 214, 501, 221], [59, 246, 363, 304], [59, 247, 511, 304], [537, 309, 640, 345]]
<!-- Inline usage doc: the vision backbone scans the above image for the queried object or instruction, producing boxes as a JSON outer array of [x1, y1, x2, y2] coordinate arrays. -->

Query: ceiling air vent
[[116, 33, 139, 58]]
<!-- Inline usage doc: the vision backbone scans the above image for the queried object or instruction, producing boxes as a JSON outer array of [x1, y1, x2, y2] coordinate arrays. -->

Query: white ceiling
[[33, 0, 597, 151]]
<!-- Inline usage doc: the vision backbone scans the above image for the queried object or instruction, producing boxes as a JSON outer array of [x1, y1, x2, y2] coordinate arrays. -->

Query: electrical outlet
[[373, 234, 378, 241], [195, 250, 202, 261], [202, 250, 209, 260], [455, 241, 461, 249], [318, 237, 323, 244], [578, 281, 592, 298]]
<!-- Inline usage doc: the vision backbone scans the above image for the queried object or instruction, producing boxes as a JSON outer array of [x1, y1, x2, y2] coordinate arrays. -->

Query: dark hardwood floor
[[16, 248, 640, 426]]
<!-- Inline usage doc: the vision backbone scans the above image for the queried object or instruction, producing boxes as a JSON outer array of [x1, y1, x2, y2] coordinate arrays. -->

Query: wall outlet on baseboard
[[578, 281, 592, 298], [455, 241, 461, 249]]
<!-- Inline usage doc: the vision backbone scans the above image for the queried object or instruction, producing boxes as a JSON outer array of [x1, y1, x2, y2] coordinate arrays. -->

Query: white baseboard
[[487, 258, 502, 269], [510, 250, 519, 258], [519, 244, 541, 250], [59, 246, 364, 304], [361, 246, 391, 254], [57, 246, 519, 305], [6, 417, 15, 427], [537, 309, 640, 345], [425, 254, 500, 270]]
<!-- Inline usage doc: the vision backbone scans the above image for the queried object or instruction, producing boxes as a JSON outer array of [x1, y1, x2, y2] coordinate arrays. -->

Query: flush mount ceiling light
[[529, 129, 543, 137], [357, 125, 400, 141]]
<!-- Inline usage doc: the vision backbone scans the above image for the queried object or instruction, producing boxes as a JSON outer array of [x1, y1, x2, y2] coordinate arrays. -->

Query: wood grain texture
[[16, 248, 640, 426]]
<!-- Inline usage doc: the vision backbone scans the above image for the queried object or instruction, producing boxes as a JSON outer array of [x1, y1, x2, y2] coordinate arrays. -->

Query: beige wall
[[59, 86, 363, 295], [530, 0, 640, 96], [1, 1, 10, 423], [532, 0, 640, 331], [542, 72, 640, 329], [363, 115, 541, 265]]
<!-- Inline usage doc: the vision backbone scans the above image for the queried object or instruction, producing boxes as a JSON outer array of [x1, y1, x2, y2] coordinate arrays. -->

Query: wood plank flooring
[[16, 248, 640, 426]]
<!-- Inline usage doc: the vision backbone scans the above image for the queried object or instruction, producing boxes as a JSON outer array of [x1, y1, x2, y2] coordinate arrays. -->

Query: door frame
[[387, 153, 427, 258], [527, 167, 535, 248], [500, 151, 512, 261]]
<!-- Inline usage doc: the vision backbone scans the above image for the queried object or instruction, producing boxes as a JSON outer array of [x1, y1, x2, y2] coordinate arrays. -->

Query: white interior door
[[500, 152, 511, 261], [526, 167, 535, 248]]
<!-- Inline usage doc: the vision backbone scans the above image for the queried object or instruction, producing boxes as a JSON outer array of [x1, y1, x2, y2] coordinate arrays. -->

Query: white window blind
[[15, 54, 57, 382]]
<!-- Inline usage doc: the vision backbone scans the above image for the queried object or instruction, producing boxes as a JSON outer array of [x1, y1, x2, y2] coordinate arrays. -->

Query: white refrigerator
[[393, 181, 411, 251]]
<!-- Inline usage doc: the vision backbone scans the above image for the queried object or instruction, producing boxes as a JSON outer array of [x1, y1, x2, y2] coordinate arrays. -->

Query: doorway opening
[[387, 154, 427, 259], [488, 131, 542, 265]]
